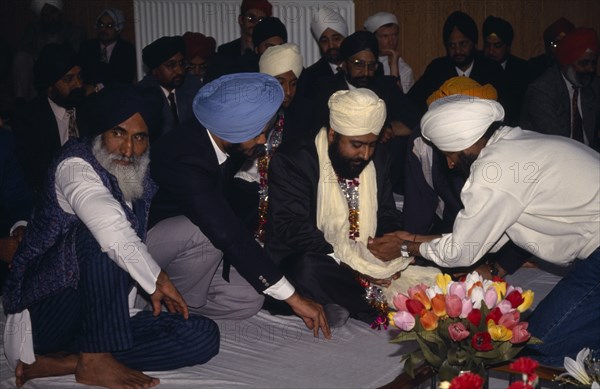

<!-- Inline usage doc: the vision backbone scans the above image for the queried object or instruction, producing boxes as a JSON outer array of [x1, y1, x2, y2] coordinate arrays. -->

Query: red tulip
[[484, 307, 502, 325], [467, 308, 482, 327], [406, 299, 426, 315], [448, 322, 470, 342], [446, 294, 463, 318], [471, 331, 494, 351], [510, 322, 531, 344], [506, 290, 524, 308], [510, 357, 539, 375]]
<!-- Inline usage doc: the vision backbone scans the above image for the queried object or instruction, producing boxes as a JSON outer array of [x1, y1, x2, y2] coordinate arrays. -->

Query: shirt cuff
[[263, 276, 295, 300], [9, 221, 28, 236], [328, 252, 341, 265]]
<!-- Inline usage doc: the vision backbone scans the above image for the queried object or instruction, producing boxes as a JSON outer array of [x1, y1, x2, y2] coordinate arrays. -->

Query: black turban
[[443, 11, 478, 46], [142, 36, 185, 70], [483, 15, 514, 46], [78, 84, 163, 139], [340, 31, 379, 61], [34, 43, 78, 91], [252, 17, 287, 48]]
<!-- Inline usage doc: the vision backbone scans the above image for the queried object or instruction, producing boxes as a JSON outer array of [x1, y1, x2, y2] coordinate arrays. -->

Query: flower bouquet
[[556, 348, 600, 388], [389, 271, 542, 381]]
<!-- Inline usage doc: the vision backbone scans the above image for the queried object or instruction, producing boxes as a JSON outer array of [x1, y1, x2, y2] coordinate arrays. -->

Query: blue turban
[[193, 73, 284, 143]]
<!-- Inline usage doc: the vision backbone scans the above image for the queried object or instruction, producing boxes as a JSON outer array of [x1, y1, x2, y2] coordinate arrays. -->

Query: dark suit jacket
[[408, 52, 507, 118], [299, 57, 336, 98], [149, 120, 285, 293], [78, 38, 136, 86], [12, 95, 66, 195], [217, 38, 243, 61], [501, 54, 533, 126], [265, 136, 403, 266], [520, 64, 600, 150], [137, 73, 203, 142]]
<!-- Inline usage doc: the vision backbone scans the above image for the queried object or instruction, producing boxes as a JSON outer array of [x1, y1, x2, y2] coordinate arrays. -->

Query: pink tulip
[[448, 322, 470, 342], [484, 287, 499, 309], [393, 293, 410, 312], [510, 322, 531, 344], [449, 282, 467, 300], [393, 311, 416, 331], [459, 298, 473, 318], [496, 300, 513, 314], [408, 284, 429, 299], [446, 294, 463, 318], [498, 311, 520, 329]]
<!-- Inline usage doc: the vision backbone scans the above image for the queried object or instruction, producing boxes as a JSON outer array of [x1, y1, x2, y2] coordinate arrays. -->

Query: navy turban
[[252, 17, 287, 48], [34, 43, 78, 91], [193, 73, 283, 143], [79, 85, 163, 138], [483, 16, 514, 46], [443, 11, 478, 46], [142, 36, 185, 70], [340, 31, 379, 61]]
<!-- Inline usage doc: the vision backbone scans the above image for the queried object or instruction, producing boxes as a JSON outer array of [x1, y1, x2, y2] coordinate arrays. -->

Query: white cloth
[[379, 55, 414, 93], [259, 43, 303, 78], [363, 12, 398, 33], [328, 89, 386, 136], [31, 0, 63, 15], [420, 126, 600, 267], [47, 97, 71, 146], [421, 95, 505, 152], [310, 7, 348, 41]]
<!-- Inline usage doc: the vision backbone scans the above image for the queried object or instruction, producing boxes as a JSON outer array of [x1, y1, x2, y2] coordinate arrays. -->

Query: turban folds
[[364, 12, 398, 34], [310, 7, 348, 41], [421, 96, 505, 152], [555, 28, 599, 65], [328, 89, 386, 136], [193, 73, 284, 143], [443, 11, 478, 46], [34, 43, 78, 91], [340, 31, 379, 60], [183, 32, 216, 61], [543, 17, 575, 46], [142, 36, 185, 70], [427, 77, 498, 106], [259, 43, 303, 78], [482, 15, 514, 46], [97, 8, 125, 32], [252, 17, 287, 48], [241, 0, 272, 17], [31, 0, 62, 15]]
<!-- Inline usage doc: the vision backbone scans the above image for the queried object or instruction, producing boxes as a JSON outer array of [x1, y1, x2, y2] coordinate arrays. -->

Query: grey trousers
[[146, 215, 264, 320]]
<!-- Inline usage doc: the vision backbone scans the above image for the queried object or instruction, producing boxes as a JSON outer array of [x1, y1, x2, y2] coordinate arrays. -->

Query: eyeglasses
[[162, 60, 185, 70], [350, 59, 379, 71], [96, 22, 115, 30], [245, 14, 264, 24]]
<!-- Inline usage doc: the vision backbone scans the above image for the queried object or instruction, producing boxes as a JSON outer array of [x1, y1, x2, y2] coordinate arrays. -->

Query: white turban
[[310, 7, 348, 41], [328, 89, 386, 136], [31, 0, 63, 15], [259, 43, 303, 78], [421, 95, 505, 152], [97, 8, 126, 32], [363, 12, 398, 33]]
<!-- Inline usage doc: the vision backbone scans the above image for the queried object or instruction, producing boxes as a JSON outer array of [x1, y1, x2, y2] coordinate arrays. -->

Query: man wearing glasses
[[138, 36, 203, 142]]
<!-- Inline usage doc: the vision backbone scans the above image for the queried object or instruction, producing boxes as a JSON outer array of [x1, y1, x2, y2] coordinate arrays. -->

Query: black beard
[[52, 87, 86, 108], [346, 74, 372, 88], [452, 51, 475, 69], [225, 142, 265, 160], [324, 48, 341, 64], [328, 138, 370, 179], [454, 151, 478, 179]]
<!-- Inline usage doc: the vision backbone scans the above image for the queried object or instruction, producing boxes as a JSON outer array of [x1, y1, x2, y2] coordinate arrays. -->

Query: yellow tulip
[[517, 290, 534, 312], [436, 273, 452, 294], [488, 323, 513, 341], [387, 312, 396, 327], [491, 281, 507, 299]]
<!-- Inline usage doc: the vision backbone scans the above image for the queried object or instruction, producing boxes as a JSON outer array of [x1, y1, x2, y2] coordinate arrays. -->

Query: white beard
[[92, 135, 150, 202]]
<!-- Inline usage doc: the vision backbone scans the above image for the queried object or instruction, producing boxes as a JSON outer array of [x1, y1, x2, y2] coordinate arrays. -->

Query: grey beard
[[92, 135, 149, 202]]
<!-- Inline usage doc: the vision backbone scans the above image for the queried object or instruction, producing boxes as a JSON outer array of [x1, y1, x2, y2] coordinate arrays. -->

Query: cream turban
[[259, 43, 303, 78], [328, 89, 386, 136], [421, 95, 505, 152], [311, 7, 349, 41], [31, 0, 63, 15], [363, 12, 398, 33]]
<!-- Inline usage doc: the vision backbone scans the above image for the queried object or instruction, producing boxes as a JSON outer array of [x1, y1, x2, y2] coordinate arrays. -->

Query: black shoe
[[323, 303, 350, 328]]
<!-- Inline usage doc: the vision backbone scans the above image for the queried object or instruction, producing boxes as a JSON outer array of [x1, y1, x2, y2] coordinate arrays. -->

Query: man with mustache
[[3, 85, 219, 388], [408, 11, 506, 118], [12, 43, 88, 197], [521, 28, 600, 150], [146, 73, 330, 338], [138, 36, 202, 141]]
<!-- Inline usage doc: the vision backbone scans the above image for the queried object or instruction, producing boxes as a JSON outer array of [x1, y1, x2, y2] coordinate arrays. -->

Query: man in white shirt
[[394, 96, 600, 367], [3, 85, 219, 388]]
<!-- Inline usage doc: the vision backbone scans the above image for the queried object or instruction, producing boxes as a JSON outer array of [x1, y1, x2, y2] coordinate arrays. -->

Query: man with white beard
[[3, 85, 219, 388]]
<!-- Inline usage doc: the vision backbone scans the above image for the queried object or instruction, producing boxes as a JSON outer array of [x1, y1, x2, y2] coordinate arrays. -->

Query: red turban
[[182, 32, 216, 61], [241, 0, 272, 17], [543, 17, 574, 46], [555, 27, 599, 65]]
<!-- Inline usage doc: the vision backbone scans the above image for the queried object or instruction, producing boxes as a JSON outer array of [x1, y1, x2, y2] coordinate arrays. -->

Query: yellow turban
[[426, 76, 498, 106]]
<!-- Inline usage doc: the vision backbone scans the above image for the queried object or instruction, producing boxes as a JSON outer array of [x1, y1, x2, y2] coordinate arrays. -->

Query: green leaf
[[474, 348, 501, 360], [416, 334, 445, 368], [527, 336, 543, 345], [391, 332, 418, 343], [438, 361, 461, 382], [403, 352, 425, 378]]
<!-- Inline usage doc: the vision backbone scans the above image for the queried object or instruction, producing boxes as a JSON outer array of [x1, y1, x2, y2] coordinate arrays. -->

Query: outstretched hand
[[151, 270, 189, 320], [286, 293, 331, 339], [367, 235, 402, 261]]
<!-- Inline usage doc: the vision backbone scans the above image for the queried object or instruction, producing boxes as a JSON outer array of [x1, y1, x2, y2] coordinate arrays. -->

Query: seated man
[[396, 96, 599, 367], [3, 85, 219, 388], [266, 88, 438, 324], [182, 31, 216, 85], [146, 73, 330, 337]]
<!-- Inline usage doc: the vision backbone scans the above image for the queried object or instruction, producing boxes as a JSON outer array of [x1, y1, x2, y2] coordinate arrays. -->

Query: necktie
[[571, 87, 584, 142], [66, 108, 78, 139], [100, 46, 108, 63], [167, 92, 180, 125]]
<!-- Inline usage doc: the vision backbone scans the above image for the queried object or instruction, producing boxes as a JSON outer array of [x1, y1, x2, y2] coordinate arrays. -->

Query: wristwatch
[[400, 241, 410, 258]]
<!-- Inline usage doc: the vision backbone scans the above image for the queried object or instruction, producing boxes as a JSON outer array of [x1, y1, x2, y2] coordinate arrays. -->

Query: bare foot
[[75, 352, 160, 389], [15, 353, 78, 387]]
